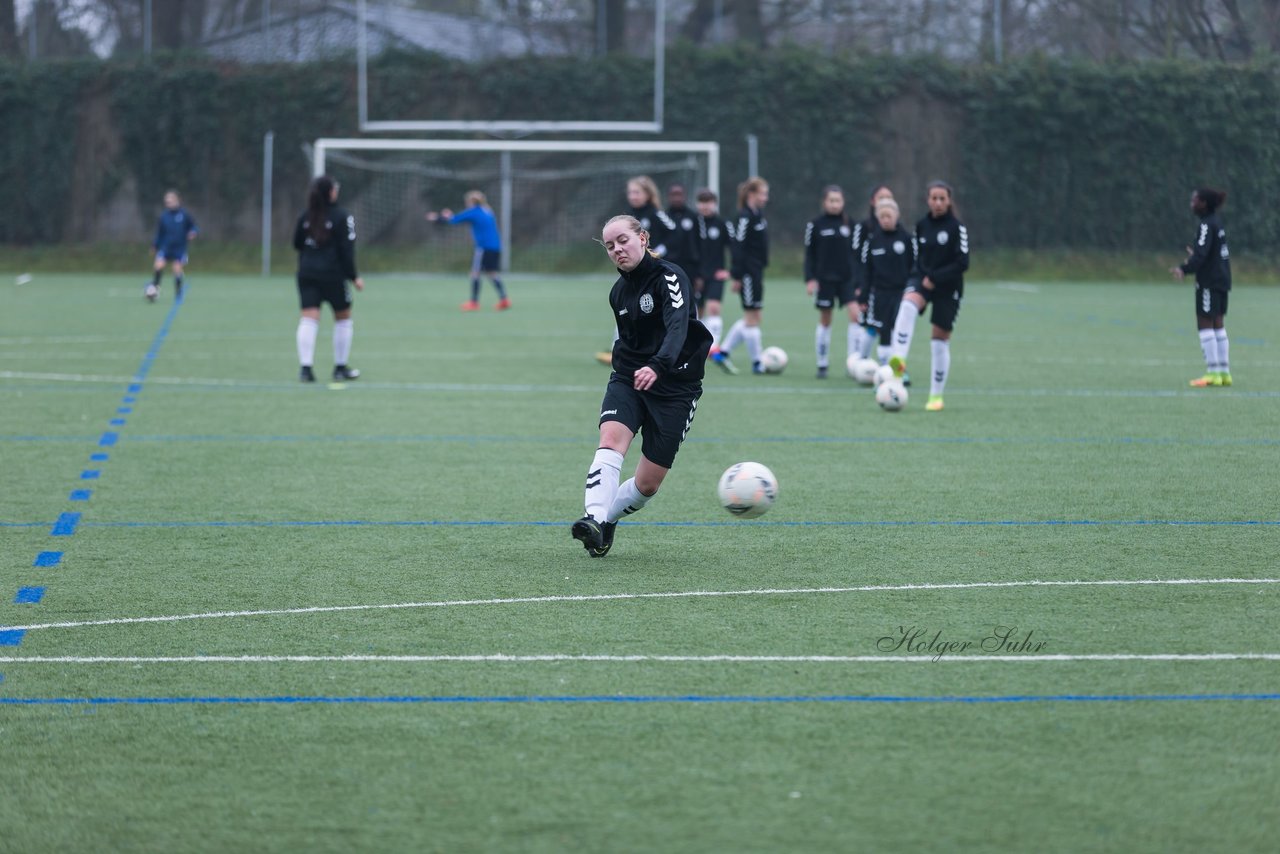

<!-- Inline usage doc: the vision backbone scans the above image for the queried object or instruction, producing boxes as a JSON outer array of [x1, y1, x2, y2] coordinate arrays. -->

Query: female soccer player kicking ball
[[571, 215, 712, 557]]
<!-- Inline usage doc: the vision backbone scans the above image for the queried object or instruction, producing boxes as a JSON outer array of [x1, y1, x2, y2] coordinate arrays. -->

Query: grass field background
[[1, 269, 1278, 852]]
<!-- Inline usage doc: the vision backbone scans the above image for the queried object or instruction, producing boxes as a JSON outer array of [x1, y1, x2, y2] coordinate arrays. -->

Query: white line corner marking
[[0, 577, 1276, 635]]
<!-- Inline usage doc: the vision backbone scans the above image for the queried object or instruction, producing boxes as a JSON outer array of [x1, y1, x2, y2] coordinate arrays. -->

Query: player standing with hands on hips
[[292, 175, 364, 383], [145, 190, 197, 302], [572, 215, 713, 557], [1171, 187, 1232, 387]]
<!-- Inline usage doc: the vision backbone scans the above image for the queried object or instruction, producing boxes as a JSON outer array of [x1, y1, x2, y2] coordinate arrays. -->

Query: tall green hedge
[[2, 50, 1277, 257]]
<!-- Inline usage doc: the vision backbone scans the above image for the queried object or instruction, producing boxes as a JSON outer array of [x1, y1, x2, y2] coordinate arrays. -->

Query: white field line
[[1, 653, 1278, 665], [3, 577, 1277, 635]]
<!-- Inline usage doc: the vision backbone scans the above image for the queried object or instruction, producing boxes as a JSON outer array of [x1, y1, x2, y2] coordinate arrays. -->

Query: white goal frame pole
[[357, 0, 666, 134], [312, 138, 720, 203]]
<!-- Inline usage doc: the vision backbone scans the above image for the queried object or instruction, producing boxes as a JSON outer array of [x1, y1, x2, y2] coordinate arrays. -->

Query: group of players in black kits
[[136, 174, 1231, 559]]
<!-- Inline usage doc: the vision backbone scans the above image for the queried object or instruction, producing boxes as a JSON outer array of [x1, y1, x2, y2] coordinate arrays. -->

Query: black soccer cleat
[[589, 521, 616, 557], [332, 365, 361, 381], [571, 516, 604, 553], [299, 366, 316, 383]]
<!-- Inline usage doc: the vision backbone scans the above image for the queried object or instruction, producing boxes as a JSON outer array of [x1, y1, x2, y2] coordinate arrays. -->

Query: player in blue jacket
[[145, 190, 197, 302], [427, 191, 510, 311]]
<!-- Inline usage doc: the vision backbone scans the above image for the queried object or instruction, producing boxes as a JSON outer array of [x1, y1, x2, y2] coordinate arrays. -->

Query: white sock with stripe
[[333, 318, 354, 366], [891, 300, 919, 361], [296, 317, 318, 367], [930, 338, 951, 397], [722, 319, 745, 354], [1215, 329, 1229, 374], [847, 324, 863, 364], [744, 326, 763, 365], [704, 314, 723, 347], [607, 477, 653, 523], [876, 344, 889, 364], [815, 323, 831, 368], [1198, 329, 1217, 372], [584, 448, 623, 522]]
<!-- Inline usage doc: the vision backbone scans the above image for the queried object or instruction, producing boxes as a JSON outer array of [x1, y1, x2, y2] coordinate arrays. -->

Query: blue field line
[[2, 518, 1277, 530], [1, 692, 1278, 706], [4, 432, 1280, 448], [0, 288, 184, 655]]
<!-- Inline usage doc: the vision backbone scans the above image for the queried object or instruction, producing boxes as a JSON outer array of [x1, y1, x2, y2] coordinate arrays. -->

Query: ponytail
[[307, 176, 335, 243]]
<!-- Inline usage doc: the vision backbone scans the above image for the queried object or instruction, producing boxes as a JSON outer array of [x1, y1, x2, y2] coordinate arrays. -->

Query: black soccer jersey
[[664, 203, 702, 279], [630, 203, 678, 261], [696, 213, 731, 283], [850, 217, 876, 301], [730, 205, 769, 279], [609, 253, 713, 392], [293, 205, 358, 282], [1180, 211, 1231, 291], [911, 210, 969, 295], [803, 212, 856, 283], [860, 224, 917, 292]]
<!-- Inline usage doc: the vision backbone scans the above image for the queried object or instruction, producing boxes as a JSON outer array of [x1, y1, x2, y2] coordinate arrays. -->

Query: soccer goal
[[311, 138, 720, 274]]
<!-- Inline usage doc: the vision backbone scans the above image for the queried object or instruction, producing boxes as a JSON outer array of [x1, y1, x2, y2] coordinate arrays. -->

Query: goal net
[[311, 139, 720, 273]]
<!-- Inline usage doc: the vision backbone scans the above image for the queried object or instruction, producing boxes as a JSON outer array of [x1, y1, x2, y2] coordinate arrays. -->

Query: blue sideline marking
[[0, 631, 25, 646], [49, 514, 80, 536], [90, 453, 108, 461], [80, 470, 100, 480], [1, 693, 1277, 707], [98, 432, 118, 447], [33, 551, 62, 567], [109, 419, 125, 426], [14, 588, 44, 604], [122, 397, 136, 404], [30, 518, 1278, 530], [128, 383, 142, 393], [117, 407, 132, 414], [69, 489, 91, 501]]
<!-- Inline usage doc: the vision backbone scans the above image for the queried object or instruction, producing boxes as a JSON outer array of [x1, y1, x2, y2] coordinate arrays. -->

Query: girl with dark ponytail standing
[[293, 176, 364, 383], [1170, 188, 1232, 388]]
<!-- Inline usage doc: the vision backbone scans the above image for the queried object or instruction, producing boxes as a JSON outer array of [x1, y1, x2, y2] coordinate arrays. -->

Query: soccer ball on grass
[[876, 380, 908, 411], [848, 356, 878, 384], [760, 346, 788, 374], [717, 461, 778, 519]]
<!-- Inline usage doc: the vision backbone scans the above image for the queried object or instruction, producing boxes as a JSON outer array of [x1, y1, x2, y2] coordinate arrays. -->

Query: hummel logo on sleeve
[[665, 273, 685, 309], [618, 308, 628, 315]]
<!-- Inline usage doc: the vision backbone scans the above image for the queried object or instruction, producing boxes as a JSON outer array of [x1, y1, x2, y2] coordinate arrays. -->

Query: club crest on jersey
[[893, 241, 906, 254], [708, 226, 720, 239], [681, 217, 694, 230], [640, 293, 655, 314], [937, 230, 949, 245], [840, 225, 851, 237]]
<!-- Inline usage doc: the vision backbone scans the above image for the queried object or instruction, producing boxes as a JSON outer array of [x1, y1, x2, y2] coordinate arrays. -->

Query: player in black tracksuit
[[714, 177, 771, 375], [595, 175, 680, 366], [887, 181, 970, 410], [664, 183, 702, 284], [859, 198, 916, 366], [851, 184, 895, 359], [1171, 187, 1233, 387], [573, 214, 713, 558], [292, 175, 364, 383], [803, 185, 859, 378], [694, 188, 732, 349]]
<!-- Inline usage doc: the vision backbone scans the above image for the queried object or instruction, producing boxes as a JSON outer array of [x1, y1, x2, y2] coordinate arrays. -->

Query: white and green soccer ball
[[760, 346, 788, 374]]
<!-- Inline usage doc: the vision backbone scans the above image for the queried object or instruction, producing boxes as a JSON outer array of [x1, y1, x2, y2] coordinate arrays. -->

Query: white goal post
[[311, 138, 720, 273]]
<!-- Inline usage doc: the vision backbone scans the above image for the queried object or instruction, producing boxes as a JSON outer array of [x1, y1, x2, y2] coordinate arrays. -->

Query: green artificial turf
[[1, 272, 1277, 852]]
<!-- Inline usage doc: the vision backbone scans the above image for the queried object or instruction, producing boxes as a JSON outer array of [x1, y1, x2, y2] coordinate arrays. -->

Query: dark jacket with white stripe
[[730, 205, 769, 279], [610, 253, 712, 391], [1180, 212, 1231, 291], [695, 213, 732, 284], [860, 224, 917, 292], [910, 211, 969, 295], [664, 203, 702, 280], [803, 212, 855, 283], [629, 203, 678, 261]]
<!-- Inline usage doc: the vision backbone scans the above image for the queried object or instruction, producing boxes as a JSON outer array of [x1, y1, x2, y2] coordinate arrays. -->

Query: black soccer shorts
[[597, 376, 701, 469]]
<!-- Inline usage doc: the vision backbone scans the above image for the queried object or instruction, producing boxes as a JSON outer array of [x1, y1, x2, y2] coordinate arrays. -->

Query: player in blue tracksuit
[[145, 190, 197, 302], [428, 190, 510, 312]]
